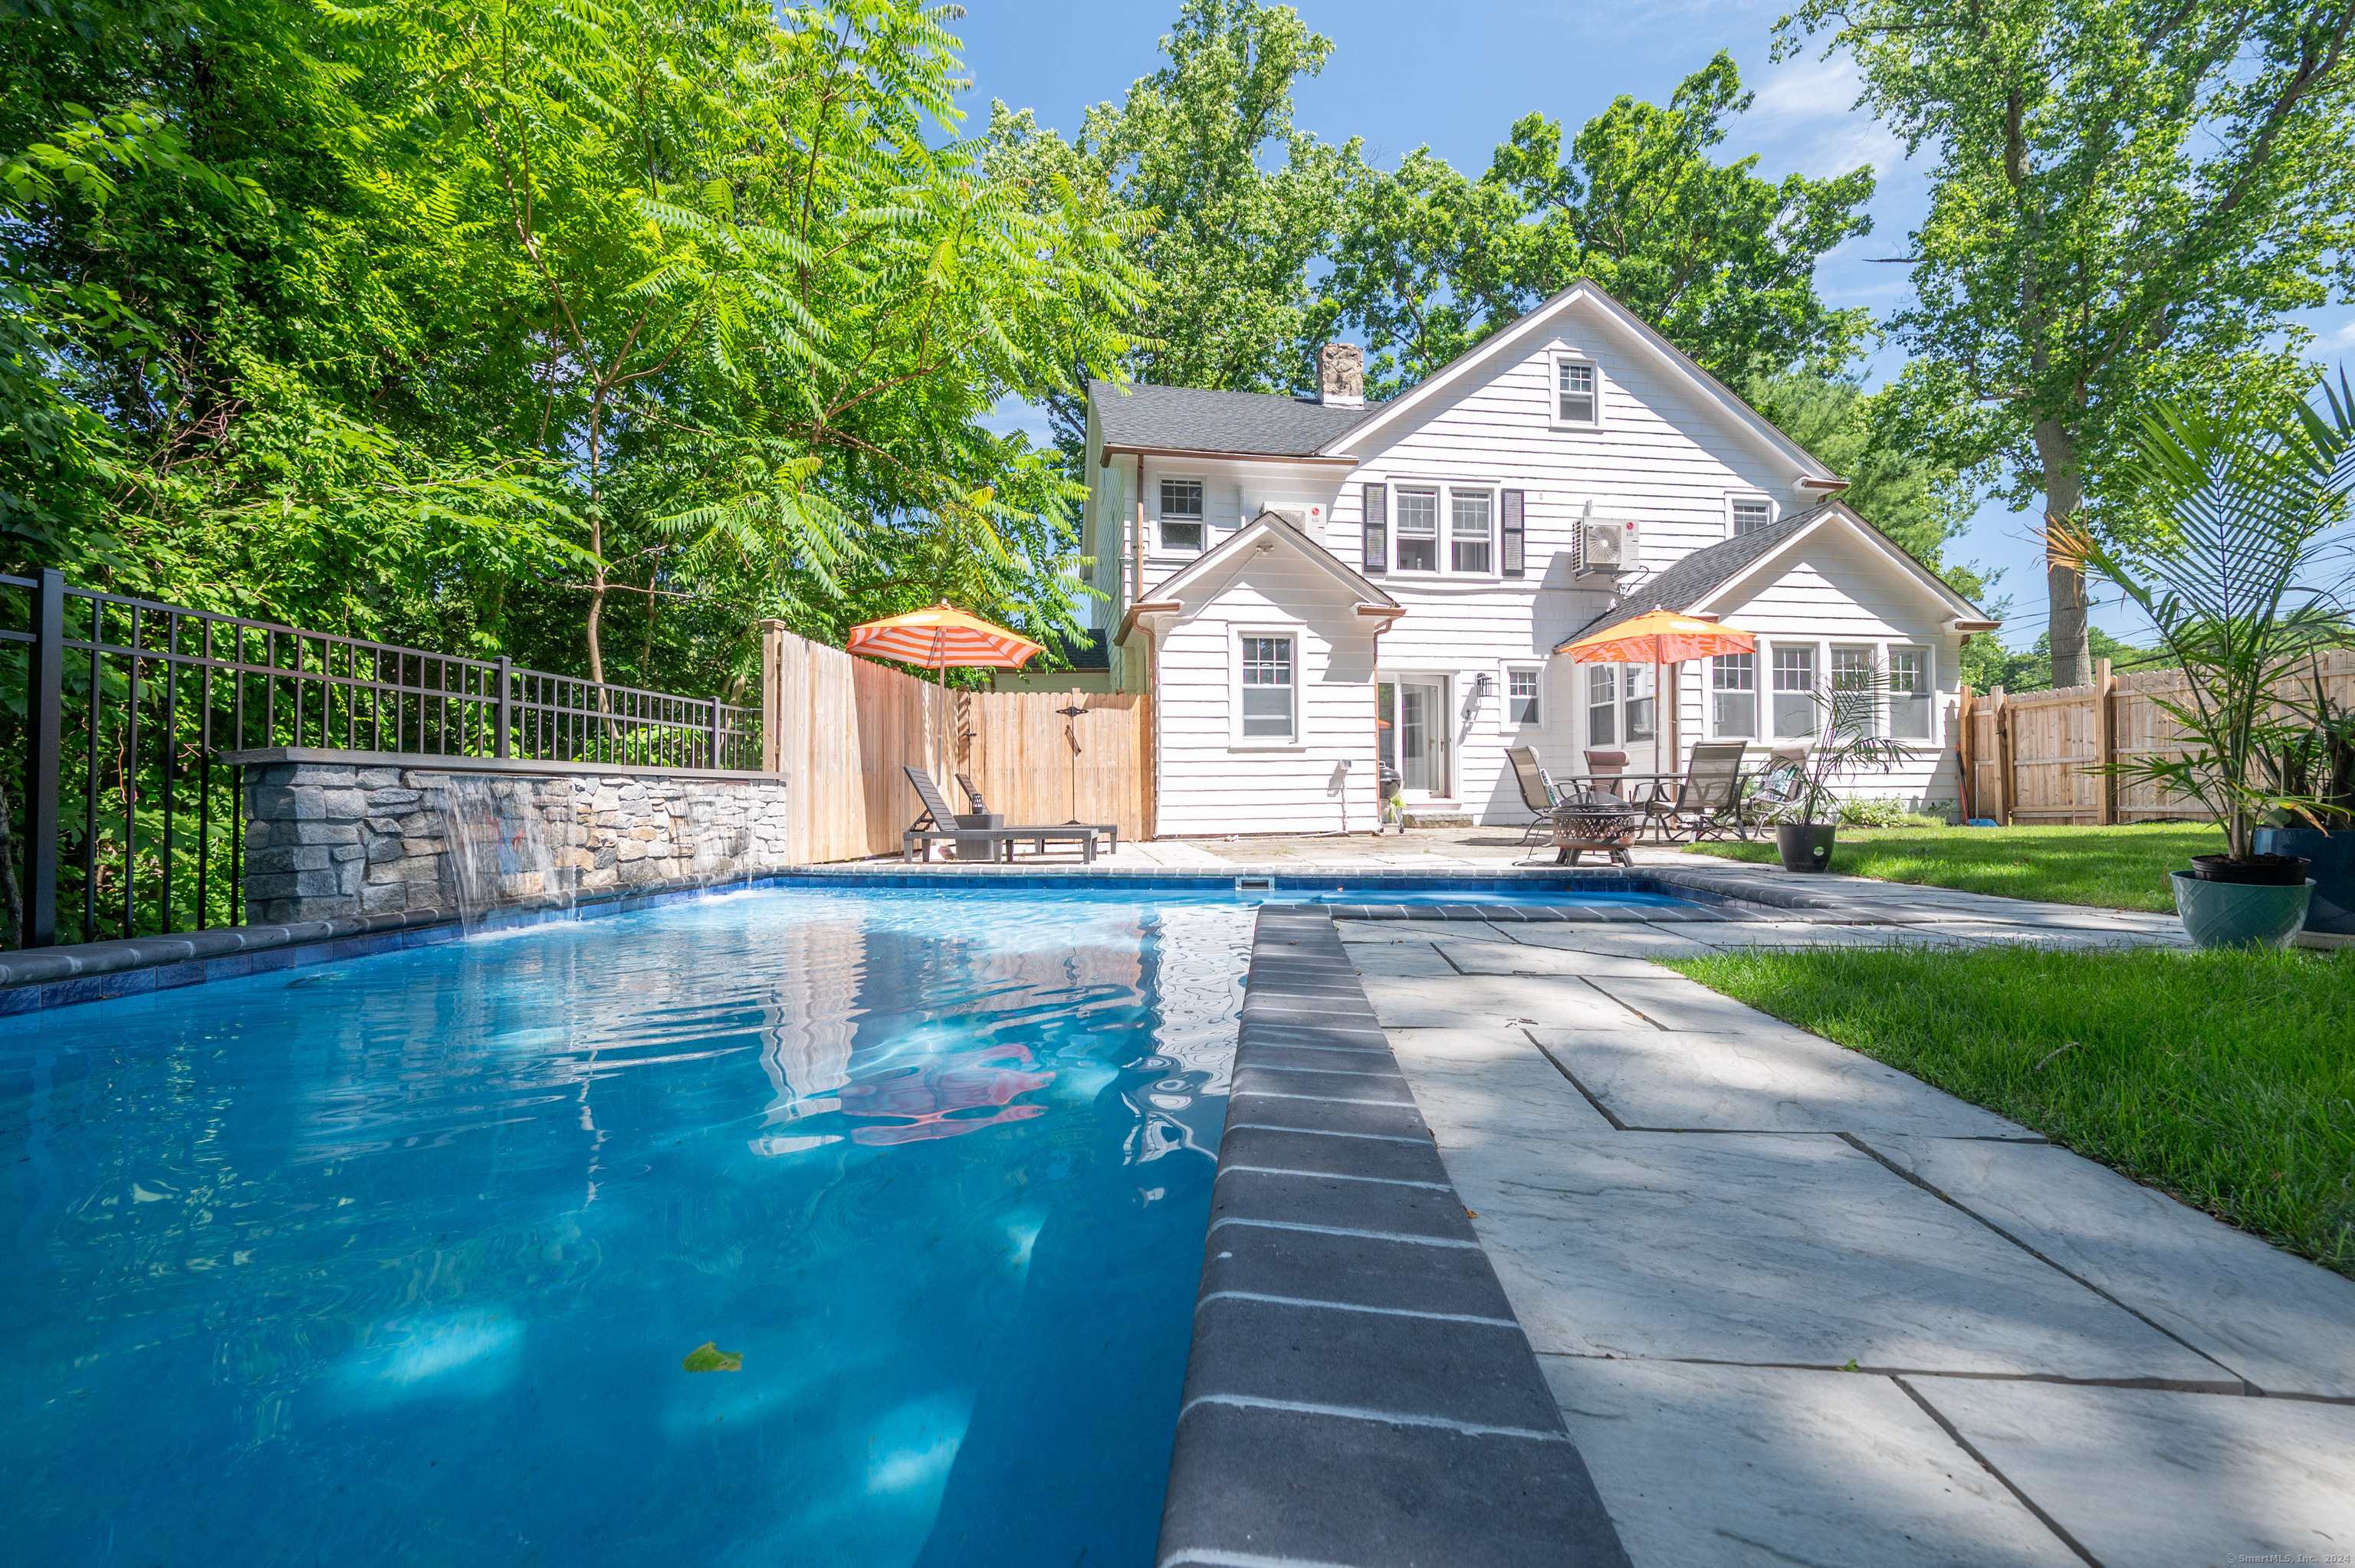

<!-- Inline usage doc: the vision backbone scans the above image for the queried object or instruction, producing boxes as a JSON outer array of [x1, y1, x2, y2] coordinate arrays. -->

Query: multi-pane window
[[1732, 497, 1773, 536], [1832, 646, 1880, 736], [1586, 664, 1617, 746], [1712, 652, 1756, 738], [1240, 636, 1294, 740], [1158, 477, 1204, 553], [1508, 668, 1541, 726], [1890, 648, 1932, 740], [1557, 361, 1598, 425], [1772, 645, 1818, 737], [1450, 490, 1493, 573], [1623, 662, 1656, 743], [1394, 487, 1439, 571]]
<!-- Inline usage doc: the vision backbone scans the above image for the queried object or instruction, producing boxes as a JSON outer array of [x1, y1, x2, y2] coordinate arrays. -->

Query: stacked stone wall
[[242, 762, 792, 925]]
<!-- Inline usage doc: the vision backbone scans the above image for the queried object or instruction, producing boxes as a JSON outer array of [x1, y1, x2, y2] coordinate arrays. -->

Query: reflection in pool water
[[0, 887, 1247, 1566]]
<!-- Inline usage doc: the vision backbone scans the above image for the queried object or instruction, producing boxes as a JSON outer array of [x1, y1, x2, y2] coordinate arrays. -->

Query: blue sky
[[951, 0, 2355, 649]]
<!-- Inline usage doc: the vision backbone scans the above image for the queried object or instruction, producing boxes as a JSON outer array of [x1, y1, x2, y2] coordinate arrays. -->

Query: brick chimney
[[1316, 343, 1364, 408]]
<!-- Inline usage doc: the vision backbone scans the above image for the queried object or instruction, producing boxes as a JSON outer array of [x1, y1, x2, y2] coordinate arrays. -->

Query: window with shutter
[[1361, 483, 1388, 573], [1500, 489, 1525, 576]]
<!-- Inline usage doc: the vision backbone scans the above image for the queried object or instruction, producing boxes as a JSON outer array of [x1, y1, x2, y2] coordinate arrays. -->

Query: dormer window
[[1555, 359, 1598, 427], [1158, 477, 1204, 553]]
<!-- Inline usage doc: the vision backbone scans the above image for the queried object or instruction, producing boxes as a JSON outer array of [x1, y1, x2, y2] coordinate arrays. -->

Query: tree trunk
[[586, 400, 608, 687], [2032, 418, 2091, 689]]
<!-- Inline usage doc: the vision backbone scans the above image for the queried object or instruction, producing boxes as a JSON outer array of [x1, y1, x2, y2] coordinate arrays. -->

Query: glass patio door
[[1396, 681, 1446, 796]]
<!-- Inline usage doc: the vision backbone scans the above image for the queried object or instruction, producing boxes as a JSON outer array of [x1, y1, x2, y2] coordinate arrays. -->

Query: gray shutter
[[1501, 489, 1526, 577], [1361, 483, 1388, 573]]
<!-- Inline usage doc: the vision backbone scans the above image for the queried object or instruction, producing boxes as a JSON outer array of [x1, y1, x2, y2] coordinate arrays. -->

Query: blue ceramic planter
[[2252, 827, 2355, 935], [2169, 871, 2313, 950]]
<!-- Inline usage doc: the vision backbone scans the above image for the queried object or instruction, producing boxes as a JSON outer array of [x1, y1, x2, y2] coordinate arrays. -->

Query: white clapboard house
[[1080, 280, 1997, 835]]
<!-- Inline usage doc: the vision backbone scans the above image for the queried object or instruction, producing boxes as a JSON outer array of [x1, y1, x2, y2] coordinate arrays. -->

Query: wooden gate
[[760, 622, 1151, 862]]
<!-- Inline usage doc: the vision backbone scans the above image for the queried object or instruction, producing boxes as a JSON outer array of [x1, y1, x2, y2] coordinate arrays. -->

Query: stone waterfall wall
[[241, 760, 793, 926]]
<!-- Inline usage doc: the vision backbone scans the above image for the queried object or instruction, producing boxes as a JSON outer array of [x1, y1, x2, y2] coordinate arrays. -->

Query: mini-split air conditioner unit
[[1579, 518, 1641, 572]]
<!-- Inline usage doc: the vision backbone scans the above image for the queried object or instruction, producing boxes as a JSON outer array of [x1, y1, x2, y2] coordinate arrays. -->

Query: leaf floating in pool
[[682, 1342, 742, 1373]]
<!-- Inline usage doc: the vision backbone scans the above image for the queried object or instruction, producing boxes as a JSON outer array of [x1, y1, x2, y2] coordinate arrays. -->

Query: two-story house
[[1079, 280, 1996, 836]]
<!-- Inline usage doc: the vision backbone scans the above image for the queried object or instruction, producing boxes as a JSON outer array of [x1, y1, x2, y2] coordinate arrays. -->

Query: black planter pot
[[2254, 827, 2354, 934], [1775, 822, 1837, 872], [2189, 852, 2311, 887]]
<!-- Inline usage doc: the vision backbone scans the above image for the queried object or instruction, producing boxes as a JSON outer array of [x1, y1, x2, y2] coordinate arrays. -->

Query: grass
[[1664, 943, 2355, 1276], [1684, 821, 2222, 911]]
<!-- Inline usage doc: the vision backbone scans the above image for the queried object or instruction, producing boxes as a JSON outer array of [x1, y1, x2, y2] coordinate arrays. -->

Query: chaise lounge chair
[[901, 767, 1117, 864]]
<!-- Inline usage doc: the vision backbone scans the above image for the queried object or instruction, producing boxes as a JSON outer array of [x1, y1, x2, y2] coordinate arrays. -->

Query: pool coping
[[0, 860, 1887, 1016], [1155, 903, 1631, 1566]]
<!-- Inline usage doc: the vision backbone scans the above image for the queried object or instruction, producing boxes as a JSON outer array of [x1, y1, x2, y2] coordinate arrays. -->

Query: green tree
[[1780, 0, 2355, 690], [990, 0, 1355, 458], [1322, 53, 1876, 395]]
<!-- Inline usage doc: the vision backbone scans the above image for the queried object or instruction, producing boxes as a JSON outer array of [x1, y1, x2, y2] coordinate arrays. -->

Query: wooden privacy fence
[[760, 622, 1151, 863], [1959, 650, 2355, 825]]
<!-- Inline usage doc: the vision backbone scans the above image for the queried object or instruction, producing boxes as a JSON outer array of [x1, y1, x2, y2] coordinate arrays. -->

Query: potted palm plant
[[1769, 662, 1913, 871], [2074, 372, 2355, 950], [2255, 664, 2355, 935]]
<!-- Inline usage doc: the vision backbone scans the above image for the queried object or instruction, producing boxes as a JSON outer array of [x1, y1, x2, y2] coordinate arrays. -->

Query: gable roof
[[1317, 280, 1843, 487], [1119, 510, 1401, 644], [1091, 379, 1381, 460], [1562, 501, 1991, 648]]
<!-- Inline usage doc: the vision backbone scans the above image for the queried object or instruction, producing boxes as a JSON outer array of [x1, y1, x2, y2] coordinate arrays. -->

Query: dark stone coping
[[220, 746, 783, 784], [1157, 903, 1631, 1568]]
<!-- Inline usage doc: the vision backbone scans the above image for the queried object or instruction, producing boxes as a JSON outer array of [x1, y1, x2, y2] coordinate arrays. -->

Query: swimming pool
[[0, 887, 1250, 1567]]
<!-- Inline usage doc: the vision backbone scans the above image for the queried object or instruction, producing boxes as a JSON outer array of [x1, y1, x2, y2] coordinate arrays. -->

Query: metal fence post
[[708, 699, 722, 769], [495, 655, 513, 759], [25, 569, 64, 947]]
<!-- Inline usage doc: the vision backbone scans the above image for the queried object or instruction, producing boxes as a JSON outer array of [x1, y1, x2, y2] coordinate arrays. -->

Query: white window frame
[[1231, 625, 1304, 750], [1710, 650, 1758, 740], [1551, 353, 1603, 430], [1585, 664, 1618, 748], [1889, 645, 1936, 742], [1155, 474, 1207, 555], [1728, 494, 1776, 538], [1769, 640, 1821, 740], [1384, 480, 1501, 578], [1831, 644, 1884, 737], [1502, 664, 1543, 729]]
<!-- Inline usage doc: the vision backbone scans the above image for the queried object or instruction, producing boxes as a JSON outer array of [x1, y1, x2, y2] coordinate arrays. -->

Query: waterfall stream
[[432, 774, 573, 929]]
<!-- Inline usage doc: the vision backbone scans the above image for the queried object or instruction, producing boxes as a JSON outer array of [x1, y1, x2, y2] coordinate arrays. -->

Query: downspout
[[1371, 615, 1395, 835], [1132, 453, 1147, 668]]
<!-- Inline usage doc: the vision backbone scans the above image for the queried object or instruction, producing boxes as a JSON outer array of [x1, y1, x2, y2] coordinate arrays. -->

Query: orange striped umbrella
[[846, 602, 1046, 671], [846, 603, 1045, 779], [1555, 609, 1755, 778]]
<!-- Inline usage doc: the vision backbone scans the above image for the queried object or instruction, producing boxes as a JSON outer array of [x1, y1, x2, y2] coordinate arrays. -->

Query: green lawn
[[1684, 822, 2222, 911], [1664, 943, 2355, 1276]]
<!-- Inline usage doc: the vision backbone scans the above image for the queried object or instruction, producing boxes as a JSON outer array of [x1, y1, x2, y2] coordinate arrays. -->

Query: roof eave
[[1101, 442, 1362, 466]]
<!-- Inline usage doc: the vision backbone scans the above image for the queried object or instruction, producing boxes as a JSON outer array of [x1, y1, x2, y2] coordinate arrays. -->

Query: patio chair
[[954, 773, 991, 815], [1506, 746, 1575, 847], [1646, 742, 1754, 842], [1751, 745, 1811, 817], [901, 766, 1117, 864]]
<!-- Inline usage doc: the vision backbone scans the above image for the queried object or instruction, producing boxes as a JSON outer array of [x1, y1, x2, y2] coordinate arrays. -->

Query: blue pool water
[[0, 887, 1251, 1567]]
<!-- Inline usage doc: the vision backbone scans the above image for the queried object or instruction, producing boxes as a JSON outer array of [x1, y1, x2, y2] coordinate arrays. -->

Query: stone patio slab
[[1342, 941, 1460, 978], [1917, 1379, 2355, 1567], [1544, 1358, 2077, 1567], [1359, 972, 1653, 1029], [1381, 1026, 1614, 1140], [1578, 969, 1823, 1034], [1535, 1028, 2030, 1138], [1426, 938, 1673, 980], [1414, 1126, 2228, 1383], [1865, 1135, 2355, 1398], [1493, 923, 1724, 959]]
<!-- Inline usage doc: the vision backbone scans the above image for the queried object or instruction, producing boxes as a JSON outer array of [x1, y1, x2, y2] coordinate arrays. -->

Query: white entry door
[[1397, 681, 1447, 797]]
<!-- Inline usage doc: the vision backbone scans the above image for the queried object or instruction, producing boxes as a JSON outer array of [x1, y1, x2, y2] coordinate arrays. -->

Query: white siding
[[1089, 291, 1979, 830], [1144, 549, 1384, 837]]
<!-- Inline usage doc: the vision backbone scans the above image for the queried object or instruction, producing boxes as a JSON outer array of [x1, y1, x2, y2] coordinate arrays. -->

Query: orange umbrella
[[1555, 609, 1756, 776], [846, 602, 1045, 774]]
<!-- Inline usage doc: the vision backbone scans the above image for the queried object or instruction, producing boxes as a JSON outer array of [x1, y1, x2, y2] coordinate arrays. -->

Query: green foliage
[[1667, 943, 2355, 1276], [2, 0, 1143, 699], [2074, 373, 2355, 858], [1779, 0, 2355, 686], [1322, 53, 1876, 396], [1957, 625, 2178, 694], [991, 0, 1353, 458]]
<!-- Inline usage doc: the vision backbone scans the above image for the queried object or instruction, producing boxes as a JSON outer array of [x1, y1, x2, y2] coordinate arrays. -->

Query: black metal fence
[[0, 570, 763, 950]]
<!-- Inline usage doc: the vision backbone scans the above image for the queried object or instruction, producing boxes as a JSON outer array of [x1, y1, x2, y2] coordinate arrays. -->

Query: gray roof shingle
[[1090, 379, 1381, 457], [1564, 504, 1838, 645]]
